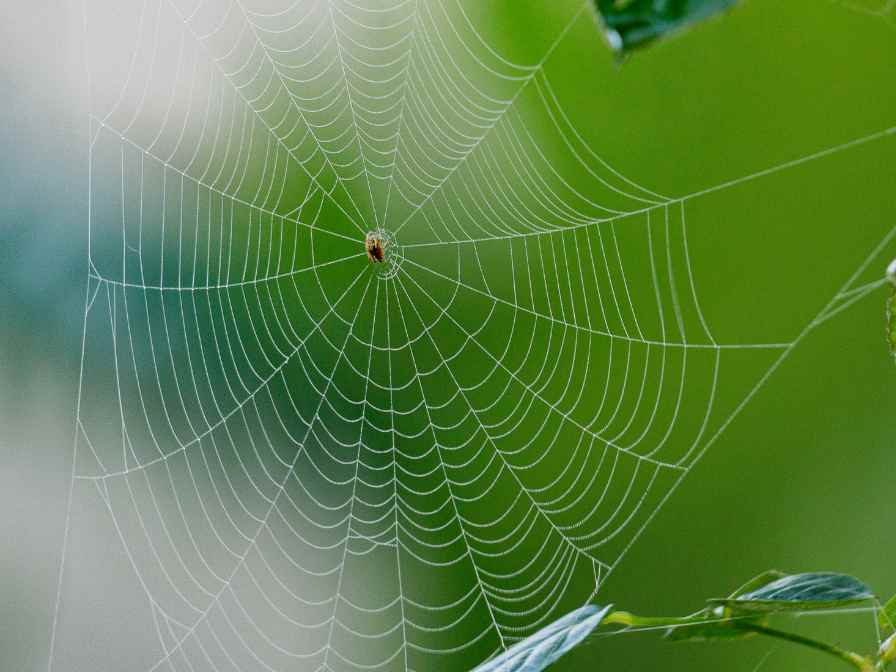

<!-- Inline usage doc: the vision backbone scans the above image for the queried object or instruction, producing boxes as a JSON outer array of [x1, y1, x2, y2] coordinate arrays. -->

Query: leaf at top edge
[[710, 572, 874, 614], [593, 0, 739, 54], [878, 594, 896, 638], [472, 604, 612, 672]]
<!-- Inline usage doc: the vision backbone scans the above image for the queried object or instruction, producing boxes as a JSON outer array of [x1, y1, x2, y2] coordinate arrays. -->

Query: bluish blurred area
[[1, 2, 90, 669]]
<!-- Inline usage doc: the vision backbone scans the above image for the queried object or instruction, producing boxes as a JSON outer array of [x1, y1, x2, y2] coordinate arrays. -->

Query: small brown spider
[[365, 231, 386, 263]]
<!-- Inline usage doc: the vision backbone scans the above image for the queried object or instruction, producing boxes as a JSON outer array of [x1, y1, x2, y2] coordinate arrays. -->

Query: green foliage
[[481, 571, 890, 671], [662, 571, 788, 642], [593, 0, 738, 54], [711, 572, 875, 613], [878, 595, 896, 665], [472, 605, 612, 672]]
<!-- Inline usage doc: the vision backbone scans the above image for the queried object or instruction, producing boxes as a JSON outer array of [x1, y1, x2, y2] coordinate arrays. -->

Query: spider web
[[50, 0, 896, 670]]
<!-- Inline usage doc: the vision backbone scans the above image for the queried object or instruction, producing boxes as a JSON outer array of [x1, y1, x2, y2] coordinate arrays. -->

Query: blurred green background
[[2, 1, 896, 671]]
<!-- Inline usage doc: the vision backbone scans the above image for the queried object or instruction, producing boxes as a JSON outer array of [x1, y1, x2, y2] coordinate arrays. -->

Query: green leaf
[[878, 594, 896, 638], [472, 605, 611, 672], [711, 573, 874, 613], [593, 0, 738, 54]]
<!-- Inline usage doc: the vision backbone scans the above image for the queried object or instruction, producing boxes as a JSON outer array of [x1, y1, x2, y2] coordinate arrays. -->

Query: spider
[[365, 231, 387, 263]]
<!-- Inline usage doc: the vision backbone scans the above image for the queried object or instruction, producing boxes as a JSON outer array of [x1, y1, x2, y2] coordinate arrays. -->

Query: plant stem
[[605, 610, 876, 671], [738, 623, 874, 672], [603, 611, 705, 628]]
